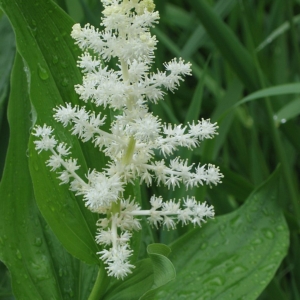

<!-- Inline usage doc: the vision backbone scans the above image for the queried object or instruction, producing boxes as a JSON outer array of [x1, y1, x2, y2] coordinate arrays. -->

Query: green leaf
[[0, 53, 98, 300], [103, 244, 175, 300], [0, 14, 15, 126], [256, 14, 300, 52], [275, 98, 300, 125], [187, 0, 260, 92], [140, 244, 175, 300], [0, 0, 103, 264], [154, 167, 289, 300], [235, 83, 300, 106]]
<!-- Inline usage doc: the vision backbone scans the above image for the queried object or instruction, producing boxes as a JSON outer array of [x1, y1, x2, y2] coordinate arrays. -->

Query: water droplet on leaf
[[52, 55, 59, 64], [38, 64, 49, 80], [16, 249, 22, 260], [263, 229, 274, 239], [61, 78, 69, 87], [34, 237, 42, 247]]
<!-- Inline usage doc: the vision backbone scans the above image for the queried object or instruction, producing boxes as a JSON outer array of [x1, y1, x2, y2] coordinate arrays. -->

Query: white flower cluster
[[32, 0, 223, 279]]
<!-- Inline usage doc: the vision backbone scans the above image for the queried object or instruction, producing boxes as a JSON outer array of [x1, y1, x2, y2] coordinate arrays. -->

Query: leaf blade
[[155, 168, 289, 300]]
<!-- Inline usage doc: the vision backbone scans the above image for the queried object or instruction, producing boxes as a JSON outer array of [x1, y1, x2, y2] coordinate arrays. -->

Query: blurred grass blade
[[184, 66, 206, 125], [165, 3, 193, 29], [256, 14, 300, 52], [236, 83, 300, 106], [153, 27, 223, 98], [187, 0, 260, 92], [202, 78, 243, 160], [275, 98, 300, 124], [182, 0, 237, 58]]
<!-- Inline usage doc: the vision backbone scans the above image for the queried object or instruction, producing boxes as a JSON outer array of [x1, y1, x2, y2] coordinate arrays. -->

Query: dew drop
[[203, 275, 225, 287], [251, 238, 262, 245], [61, 60, 68, 68], [227, 265, 247, 274], [262, 207, 269, 216], [263, 229, 274, 239], [276, 225, 284, 231], [34, 237, 42, 247], [64, 288, 74, 297], [52, 55, 59, 64], [31, 28, 37, 37], [16, 249, 22, 260], [200, 242, 207, 250], [33, 163, 39, 171], [38, 64, 49, 80], [61, 78, 69, 87], [58, 268, 63, 277]]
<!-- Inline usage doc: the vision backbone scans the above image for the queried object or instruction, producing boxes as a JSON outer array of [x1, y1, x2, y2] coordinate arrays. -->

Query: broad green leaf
[[140, 244, 176, 300], [103, 260, 154, 300], [0, 15, 15, 180], [213, 166, 254, 204], [0, 262, 13, 299], [0, 0, 104, 264], [187, 0, 260, 92], [0, 14, 15, 126], [103, 244, 175, 300], [0, 53, 98, 300], [154, 168, 289, 300]]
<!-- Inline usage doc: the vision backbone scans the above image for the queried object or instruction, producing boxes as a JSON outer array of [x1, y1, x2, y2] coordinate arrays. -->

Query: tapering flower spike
[[32, 0, 223, 279]]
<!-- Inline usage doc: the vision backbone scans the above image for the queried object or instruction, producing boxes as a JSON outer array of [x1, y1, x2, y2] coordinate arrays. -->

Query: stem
[[122, 136, 136, 165], [49, 148, 88, 187], [88, 266, 109, 300], [94, 126, 126, 145], [111, 200, 121, 215], [129, 210, 178, 216], [111, 214, 118, 248], [120, 59, 129, 81]]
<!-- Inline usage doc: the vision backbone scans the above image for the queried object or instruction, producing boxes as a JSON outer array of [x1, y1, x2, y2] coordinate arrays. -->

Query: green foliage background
[[0, 0, 299, 299]]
